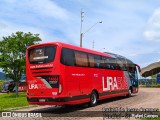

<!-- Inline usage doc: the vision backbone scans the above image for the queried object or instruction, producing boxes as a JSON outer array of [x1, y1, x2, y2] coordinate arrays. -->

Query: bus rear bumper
[[27, 97, 66, 102], [28, 101, 66, 106], [27, 96, 90, 105]]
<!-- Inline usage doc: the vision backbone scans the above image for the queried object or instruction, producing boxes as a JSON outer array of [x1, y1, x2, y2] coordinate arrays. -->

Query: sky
[[1, 0, 160, 71]]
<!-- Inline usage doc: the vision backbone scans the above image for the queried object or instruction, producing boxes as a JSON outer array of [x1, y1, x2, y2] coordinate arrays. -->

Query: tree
[[0, 31, 41, 97], [151, 74, 157, 85]]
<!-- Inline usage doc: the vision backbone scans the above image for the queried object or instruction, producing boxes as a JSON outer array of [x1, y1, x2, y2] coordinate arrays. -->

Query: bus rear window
[[29, 46, 56, 64]]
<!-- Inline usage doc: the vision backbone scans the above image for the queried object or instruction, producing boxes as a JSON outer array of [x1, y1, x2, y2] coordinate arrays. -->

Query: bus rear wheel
[[89, 91, 98, 107]]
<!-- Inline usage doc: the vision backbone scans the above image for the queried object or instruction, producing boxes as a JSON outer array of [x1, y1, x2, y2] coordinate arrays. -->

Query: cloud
[[0, 0, 74, 43], [2, 0, 70, 20], [1, 0, 160, 70], [144, 8, 160, 41], [27, 0, 70, 20], [0, 20, 60, 43], [0, 0, 72, 33]]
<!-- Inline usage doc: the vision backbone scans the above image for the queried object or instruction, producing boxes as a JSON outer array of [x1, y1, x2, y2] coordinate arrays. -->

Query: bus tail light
[[59, 84, 62, 94], [40, 76, 63, 94], [40, 75, 59, 88]]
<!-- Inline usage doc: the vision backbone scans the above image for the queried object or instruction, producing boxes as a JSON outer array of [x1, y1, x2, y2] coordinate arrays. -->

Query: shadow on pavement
[[31, 95, 137, 114]]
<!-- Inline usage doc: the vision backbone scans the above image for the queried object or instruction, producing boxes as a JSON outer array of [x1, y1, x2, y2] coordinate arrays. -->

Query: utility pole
[[92, 40, 94, 49], [79, 9, 102, 47], [80, 9, 84, 47]]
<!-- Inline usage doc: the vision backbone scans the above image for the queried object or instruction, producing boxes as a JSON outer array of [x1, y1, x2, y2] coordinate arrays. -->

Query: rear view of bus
[[26, 43, 64, 105]]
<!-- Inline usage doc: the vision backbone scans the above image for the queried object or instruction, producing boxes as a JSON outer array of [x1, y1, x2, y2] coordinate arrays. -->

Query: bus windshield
[[29, 46, 56, 64], [128, 66, 138, 80]]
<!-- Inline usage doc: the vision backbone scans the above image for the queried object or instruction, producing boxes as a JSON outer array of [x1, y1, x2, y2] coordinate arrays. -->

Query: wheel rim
[[129, 89, 132, 96], [91, 94, 97, 104]]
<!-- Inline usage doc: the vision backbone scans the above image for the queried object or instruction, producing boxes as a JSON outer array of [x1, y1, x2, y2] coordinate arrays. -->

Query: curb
[[3, 105, 38, 111]]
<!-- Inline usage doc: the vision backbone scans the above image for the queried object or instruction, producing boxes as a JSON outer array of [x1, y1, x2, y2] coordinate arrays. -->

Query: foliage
[[0, 31, 41, 97], [151, 74, 156, 79], [0, 80, 4, 91], [139, 79, 157, 86]]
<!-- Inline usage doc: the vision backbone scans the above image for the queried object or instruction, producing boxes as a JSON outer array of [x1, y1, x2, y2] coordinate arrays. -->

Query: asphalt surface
[[1, 88, 160, 120]]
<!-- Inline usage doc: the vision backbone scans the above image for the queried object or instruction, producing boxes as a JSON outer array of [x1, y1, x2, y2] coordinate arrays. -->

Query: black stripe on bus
[[27, 94, 90, 102], [99, 89, 128, 96], [27, 89, 128, 103]]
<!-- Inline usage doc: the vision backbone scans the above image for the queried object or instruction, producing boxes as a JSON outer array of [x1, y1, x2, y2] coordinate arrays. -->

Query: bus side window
[[104, 57, 118, 70], [74, 51, 88, 67], [94, 55, 100, 68], [116, 58, 125, 70], [60, 48, 75, 66], [94, 55, 104, 68], [88, 54, 95, 67], [112, 58, 118, 70], [104, 57, 110, 69], [100, 56, 106, 69]]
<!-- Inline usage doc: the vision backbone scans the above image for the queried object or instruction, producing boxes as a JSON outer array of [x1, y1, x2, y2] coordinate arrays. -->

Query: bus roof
[[27, 42, 112, 58], [104, 52, 134, 64]]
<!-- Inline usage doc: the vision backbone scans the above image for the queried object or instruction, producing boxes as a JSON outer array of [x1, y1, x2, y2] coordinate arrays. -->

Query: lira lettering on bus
[[102, 76, 118, 91]]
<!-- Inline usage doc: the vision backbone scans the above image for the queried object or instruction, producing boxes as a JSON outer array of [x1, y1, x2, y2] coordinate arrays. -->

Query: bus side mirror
[[136, 64, 141, 72]]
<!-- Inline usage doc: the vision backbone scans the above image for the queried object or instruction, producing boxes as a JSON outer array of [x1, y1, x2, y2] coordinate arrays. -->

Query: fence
[[138, 79, 157, 86]]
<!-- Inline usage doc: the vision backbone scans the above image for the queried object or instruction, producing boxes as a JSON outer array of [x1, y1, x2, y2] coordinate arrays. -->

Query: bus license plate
[[39, 99, 46, 102]]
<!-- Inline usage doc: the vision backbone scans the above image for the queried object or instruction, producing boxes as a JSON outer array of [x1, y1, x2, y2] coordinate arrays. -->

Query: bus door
[[157, 74, 160, 85], [129, 66, 138, 87], [128, 65, 139, 93]]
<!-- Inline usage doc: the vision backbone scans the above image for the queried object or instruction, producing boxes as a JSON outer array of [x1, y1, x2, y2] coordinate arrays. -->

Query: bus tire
[[127, 88, 132, 97], [63, 105, 70, 108], [89, 91, 98, 107]]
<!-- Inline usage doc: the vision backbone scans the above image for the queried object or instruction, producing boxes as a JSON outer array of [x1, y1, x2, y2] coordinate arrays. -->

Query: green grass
[[0, 92, 29, 111], [143, 118, 160, 120]]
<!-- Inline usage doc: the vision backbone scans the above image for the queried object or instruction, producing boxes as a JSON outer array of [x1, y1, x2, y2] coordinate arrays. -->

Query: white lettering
[[113, 77, 118, 89], [33, 56, 48, 60], [103, 77, 109, 91], [30, 64, 53, 69], [71, 74, 85, 76], [108, 77, 113, 90], [29, 84, 38, 89], [102, 76, 119, 91]]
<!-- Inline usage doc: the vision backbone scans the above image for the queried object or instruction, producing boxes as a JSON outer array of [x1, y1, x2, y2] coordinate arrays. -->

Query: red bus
[[26, 42, 140, 106], [1, 80, 27, 93]]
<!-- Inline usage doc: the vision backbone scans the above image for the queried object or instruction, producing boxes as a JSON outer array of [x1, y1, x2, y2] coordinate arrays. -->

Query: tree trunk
[[15, 81, 19, 97]]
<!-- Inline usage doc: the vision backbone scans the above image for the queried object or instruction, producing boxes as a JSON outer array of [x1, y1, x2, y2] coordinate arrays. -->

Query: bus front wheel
[[89, 91, 98, 107], [127, 88, 132, 97]]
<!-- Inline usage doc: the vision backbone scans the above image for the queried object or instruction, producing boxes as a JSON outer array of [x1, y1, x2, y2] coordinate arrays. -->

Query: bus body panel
[[26, 42, 139, 105]]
